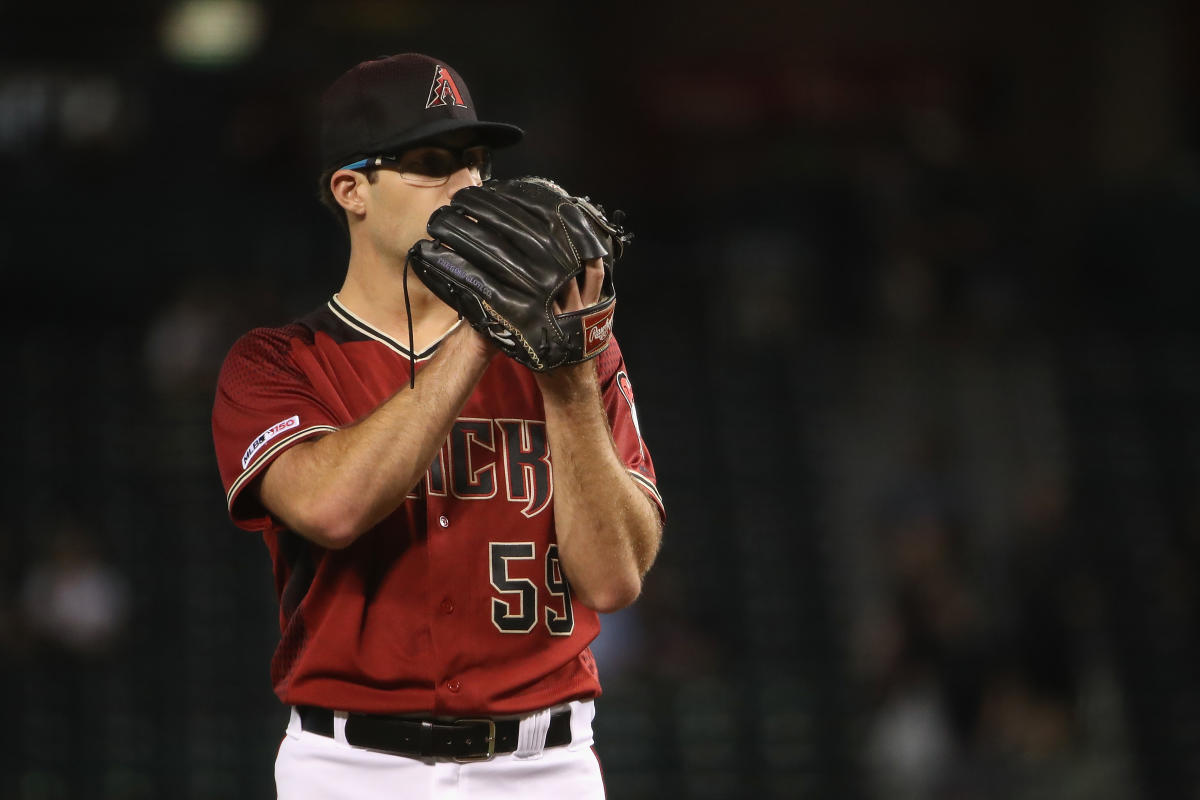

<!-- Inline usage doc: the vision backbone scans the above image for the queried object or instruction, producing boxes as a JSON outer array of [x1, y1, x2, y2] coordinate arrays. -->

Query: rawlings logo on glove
[[582, 305, 616, 357], [408, 176, 632, 371]]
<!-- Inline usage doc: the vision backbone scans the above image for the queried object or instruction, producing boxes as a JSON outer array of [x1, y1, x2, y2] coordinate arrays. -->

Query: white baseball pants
[[274, 700, 605, 799]]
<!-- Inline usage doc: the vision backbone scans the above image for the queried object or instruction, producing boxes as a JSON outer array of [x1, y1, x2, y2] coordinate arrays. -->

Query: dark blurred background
[[3, 0, 1200, 798]]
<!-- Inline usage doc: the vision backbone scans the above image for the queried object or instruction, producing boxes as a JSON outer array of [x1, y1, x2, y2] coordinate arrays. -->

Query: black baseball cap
[[320, 53, 524, 173]]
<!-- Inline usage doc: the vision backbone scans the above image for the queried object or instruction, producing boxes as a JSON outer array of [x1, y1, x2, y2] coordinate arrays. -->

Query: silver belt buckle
[[452, 718, 496, 762]]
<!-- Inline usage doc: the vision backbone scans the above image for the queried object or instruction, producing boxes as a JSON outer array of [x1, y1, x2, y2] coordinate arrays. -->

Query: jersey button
[[440, 598, 455, 614], [447, 678, 462, 693], [438, 515, 450, 528]]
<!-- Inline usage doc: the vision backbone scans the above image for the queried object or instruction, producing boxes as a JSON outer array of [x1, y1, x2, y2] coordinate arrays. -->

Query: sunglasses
[[340, 145, 493, 186]]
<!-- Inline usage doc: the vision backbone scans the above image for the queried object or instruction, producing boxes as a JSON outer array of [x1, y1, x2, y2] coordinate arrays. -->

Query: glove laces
[[403, 253, 416, 389]]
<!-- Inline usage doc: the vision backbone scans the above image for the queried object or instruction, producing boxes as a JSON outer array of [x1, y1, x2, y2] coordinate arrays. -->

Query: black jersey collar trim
[[327, 294, 462, 362]]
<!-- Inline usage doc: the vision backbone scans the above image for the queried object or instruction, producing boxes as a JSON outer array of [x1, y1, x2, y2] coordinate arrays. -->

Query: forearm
[[259, 325, 494, 547], [539, 364, 662, 613]]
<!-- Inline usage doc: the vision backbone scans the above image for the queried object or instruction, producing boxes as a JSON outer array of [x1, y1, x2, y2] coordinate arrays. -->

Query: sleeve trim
[[628, 469, 665, 517], [225, 425, 338, 511]]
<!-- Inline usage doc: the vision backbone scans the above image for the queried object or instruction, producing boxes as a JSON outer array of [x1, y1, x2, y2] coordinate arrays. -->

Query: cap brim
[[374, 119, 523, 156]]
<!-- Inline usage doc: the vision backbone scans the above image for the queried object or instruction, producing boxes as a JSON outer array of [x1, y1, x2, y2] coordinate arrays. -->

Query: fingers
[[553, 276, 583, 315], [580, 258, 604, 306], [553, 258, 605, 314]]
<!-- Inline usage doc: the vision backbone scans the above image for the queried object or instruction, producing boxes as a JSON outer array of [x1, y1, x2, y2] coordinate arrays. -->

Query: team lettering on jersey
[[408, 417, 553, 518]]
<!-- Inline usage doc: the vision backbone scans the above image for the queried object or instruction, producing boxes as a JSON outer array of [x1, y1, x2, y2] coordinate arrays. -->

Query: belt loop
[[287, 707, 303, 737], [568, 700, 594, 750], [513, 708, 552, 759], [333, 711, 349, 744], [419, 720, 434, 757]]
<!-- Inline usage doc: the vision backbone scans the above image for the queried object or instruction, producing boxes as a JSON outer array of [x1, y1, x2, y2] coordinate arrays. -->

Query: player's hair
[[317, 167, 380, 235]]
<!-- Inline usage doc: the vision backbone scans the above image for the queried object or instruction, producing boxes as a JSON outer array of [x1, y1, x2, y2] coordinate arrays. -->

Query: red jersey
[[211, 295, 663, 716]]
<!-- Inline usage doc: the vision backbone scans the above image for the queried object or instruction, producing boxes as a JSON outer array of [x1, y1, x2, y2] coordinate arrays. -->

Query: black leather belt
[[296, 705, 572, 761]]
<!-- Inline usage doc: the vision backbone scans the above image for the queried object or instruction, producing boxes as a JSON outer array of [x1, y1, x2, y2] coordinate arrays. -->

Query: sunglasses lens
[[463, 147, 492, 180], [400, 150, 459, 181], [391, 146, 494, 185]]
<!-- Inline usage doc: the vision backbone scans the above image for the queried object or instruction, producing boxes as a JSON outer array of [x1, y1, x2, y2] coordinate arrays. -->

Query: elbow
[[578, 572, 643, 614], [288, 499, 366, 550], [306, 524, 358, 551]]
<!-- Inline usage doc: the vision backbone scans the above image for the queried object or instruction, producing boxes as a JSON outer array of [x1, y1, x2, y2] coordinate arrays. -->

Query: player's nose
[[446, 165, 483, 197]]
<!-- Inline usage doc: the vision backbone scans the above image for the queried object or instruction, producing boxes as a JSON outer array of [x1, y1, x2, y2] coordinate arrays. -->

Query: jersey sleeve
[[212, 326, 340, 531], [595, 337, 665, 520]]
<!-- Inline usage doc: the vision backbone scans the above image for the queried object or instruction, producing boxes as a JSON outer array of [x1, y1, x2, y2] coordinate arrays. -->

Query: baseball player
[[210, 53, 664, 800]]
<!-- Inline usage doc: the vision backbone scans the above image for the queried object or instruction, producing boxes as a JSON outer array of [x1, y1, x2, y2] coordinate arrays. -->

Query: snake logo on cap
[[426, 65, 467, 109]]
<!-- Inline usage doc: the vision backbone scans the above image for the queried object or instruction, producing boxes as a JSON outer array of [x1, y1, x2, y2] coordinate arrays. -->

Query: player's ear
[[330, 169, 368, 219]]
